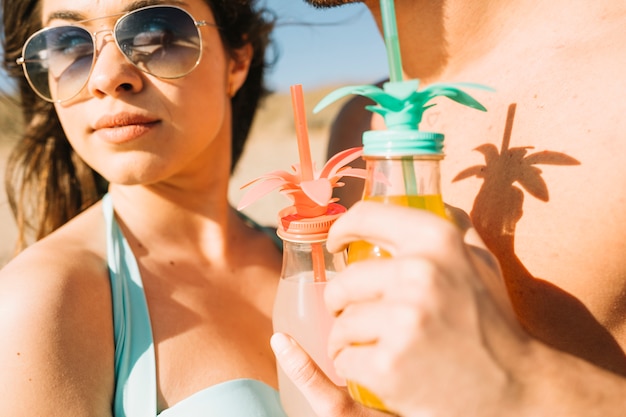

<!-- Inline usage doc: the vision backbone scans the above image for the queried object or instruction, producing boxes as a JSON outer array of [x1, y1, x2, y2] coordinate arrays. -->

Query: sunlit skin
[[0, 0, 285, 415], [325, 0, 626, 367], [274, 0, 626, 416]]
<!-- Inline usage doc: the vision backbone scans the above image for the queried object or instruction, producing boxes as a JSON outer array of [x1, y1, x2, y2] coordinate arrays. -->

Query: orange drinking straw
[[290, 84, 327, 282], [291, 84, 315, 182]]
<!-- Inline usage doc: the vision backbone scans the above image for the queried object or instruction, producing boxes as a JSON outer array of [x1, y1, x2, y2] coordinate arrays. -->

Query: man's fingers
[[327, 201, 463, 259], [324, 260, 388, 316], [325, 256, 443, 316], [327, 301, 383, 359]]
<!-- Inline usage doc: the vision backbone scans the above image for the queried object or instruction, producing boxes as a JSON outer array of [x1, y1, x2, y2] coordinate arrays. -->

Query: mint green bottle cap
[[363, 130, 444, 156]]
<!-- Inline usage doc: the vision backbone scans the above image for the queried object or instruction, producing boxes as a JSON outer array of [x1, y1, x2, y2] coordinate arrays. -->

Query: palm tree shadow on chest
[[453, 103, 626, 375]]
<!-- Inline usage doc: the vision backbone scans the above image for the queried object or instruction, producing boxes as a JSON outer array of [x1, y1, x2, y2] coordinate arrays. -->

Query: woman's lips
[[92, 113, 160, 144]]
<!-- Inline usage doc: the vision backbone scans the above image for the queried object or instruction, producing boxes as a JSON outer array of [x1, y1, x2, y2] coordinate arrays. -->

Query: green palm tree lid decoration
[[314, 80, 493, 155], [314, 0, 494, 156]]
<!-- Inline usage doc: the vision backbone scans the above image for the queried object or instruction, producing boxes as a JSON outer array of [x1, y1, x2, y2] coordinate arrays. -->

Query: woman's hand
[[271, 332, 394, 417]]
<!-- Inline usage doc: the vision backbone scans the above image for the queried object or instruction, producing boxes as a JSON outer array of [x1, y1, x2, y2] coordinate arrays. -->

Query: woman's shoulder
[[0, 201, 114, 415], [1, 199, 108, 281], [0, 200, 110, 317]]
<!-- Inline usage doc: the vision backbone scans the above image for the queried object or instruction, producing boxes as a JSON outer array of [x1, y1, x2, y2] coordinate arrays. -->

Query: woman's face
[[41, 0, 251, 186]]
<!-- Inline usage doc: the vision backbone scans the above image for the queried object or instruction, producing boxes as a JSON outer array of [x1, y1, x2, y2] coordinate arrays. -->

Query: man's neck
[[367, 0, 624, 82]]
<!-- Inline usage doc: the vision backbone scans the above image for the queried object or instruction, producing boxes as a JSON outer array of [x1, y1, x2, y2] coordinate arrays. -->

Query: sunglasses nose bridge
[[92, 28, 116, 57]]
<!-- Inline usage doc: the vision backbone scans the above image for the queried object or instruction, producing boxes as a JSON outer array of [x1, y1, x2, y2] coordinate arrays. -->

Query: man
[[272, 0, 626, 415]]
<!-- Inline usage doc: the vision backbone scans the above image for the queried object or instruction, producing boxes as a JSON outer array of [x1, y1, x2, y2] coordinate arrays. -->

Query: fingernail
[[270, 332, 294, 355]]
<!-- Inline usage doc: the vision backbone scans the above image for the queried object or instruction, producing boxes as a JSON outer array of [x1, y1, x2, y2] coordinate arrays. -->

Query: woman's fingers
[[270, 333, 339, 401], [271, 333, 390, 417]]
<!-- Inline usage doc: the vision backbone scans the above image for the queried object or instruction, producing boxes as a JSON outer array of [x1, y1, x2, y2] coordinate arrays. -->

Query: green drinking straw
[[380, 0, 418, 195], [381, 0, 403, 83], [313, 2, 491, 199]]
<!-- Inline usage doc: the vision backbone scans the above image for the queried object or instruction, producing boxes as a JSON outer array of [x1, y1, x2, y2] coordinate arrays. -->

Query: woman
[[0, 0, 289, 415]]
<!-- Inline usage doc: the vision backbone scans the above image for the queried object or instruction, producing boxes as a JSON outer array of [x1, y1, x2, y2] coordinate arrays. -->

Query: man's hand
[[323, 201, 530, 417]]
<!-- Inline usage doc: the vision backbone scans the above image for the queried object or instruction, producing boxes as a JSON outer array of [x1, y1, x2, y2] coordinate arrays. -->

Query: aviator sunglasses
[[16, 5, 216, 103]]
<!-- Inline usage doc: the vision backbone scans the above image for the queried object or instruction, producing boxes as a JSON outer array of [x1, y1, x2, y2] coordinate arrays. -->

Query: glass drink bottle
[[272, 204, 347, 417], [346, 130, 448, 412], [312, 74, 491, 413]]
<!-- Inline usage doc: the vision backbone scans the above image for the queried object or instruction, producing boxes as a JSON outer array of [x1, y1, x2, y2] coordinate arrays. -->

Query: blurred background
[[0, 1, 388, 265], [261, 1, 387, 92]]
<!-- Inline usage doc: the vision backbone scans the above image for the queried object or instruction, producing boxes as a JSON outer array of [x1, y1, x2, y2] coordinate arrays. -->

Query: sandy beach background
[[0, 87, 349, 267]]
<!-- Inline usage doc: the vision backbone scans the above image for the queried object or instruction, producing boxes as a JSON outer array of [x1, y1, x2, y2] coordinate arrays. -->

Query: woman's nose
[[86, 33, 144, 99]]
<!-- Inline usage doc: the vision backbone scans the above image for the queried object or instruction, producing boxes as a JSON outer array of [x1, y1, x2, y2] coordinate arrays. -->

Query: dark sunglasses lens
[[23, 26, 94, 101], [116, 6, 202, 78]]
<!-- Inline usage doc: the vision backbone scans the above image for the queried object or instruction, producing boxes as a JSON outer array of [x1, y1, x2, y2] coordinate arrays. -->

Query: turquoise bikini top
[[103, 194, 288, 416]]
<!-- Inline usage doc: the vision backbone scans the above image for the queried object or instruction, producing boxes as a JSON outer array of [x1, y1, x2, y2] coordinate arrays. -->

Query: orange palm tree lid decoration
[[237, 84, 367, 218]]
